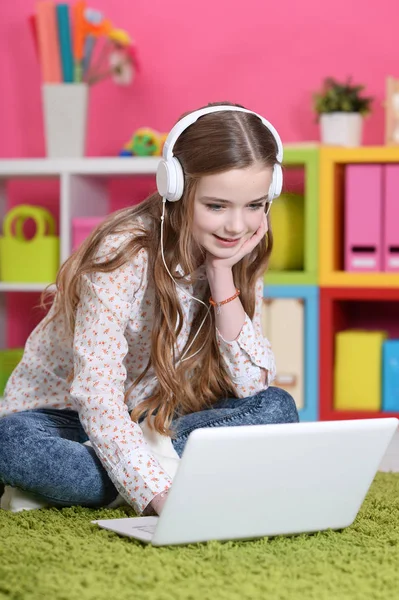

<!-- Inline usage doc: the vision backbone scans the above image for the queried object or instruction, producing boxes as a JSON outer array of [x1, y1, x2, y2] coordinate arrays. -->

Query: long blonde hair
[[43, 101, 279, 435]]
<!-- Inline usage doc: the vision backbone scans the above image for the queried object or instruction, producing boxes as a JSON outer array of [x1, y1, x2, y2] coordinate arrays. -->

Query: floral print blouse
[[0, 226, 276, 514]]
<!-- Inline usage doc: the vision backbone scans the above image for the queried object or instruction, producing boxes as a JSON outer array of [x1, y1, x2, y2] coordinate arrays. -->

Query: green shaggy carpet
[[1, 473, 399, 600]]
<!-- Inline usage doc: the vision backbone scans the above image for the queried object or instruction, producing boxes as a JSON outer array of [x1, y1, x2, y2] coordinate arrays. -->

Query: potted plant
[[313, 77, 373, 146]]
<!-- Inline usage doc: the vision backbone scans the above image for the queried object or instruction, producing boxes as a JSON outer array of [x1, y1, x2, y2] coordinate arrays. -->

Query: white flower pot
[[320, 112, 363, 147]]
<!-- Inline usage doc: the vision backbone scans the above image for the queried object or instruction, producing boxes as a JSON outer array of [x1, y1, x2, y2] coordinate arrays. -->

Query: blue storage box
[[382, 340, 399, 412]]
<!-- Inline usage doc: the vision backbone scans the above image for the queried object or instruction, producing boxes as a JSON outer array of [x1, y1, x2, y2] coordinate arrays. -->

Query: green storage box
[[0, 348, 24, 396]]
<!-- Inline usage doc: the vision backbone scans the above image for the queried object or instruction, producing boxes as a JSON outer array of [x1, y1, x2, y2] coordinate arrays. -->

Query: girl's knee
[[0, 413, 36, 478], [0, 413, 23, 447], [258, 386, 299, 423], [0, 412, 31, 444], [0, 415, 21, 480]]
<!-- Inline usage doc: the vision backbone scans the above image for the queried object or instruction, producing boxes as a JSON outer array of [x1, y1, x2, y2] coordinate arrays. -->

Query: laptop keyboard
[[135, 524, 157, 534]]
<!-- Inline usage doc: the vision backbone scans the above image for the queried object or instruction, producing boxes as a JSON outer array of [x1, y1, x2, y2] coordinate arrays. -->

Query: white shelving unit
[[0, 157, 161, 176], [0, 157, 161, 348]]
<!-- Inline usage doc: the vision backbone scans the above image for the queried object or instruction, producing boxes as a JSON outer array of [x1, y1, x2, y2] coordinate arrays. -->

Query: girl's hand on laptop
[[146, 489, 170, 516]]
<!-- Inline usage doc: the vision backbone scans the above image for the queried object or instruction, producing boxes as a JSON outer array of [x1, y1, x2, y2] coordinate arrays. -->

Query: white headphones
[[156, 105, 284, 203]]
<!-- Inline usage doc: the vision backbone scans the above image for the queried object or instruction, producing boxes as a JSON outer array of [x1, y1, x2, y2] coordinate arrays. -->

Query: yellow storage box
[[334, 329, 387, 411], [268, 193, 304, 271]]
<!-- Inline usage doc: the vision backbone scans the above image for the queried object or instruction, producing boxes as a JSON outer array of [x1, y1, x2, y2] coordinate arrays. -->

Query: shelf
[[0, 157, 160, 177], [320, 271, 399, 288], [319, 409, 399, 421], [319, 287, 399, 421], [281, 145, 319, 283], [264, 284, 319, 422], [265, 271, 318, 286], [319, 146, 399, 288], [0, 283, 54, 292], [320, 146, 399, 163], [0, 157, 162, 271], [283, 142, 319, 158]]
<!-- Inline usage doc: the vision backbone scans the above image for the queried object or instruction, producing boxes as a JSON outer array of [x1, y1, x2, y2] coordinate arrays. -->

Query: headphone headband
[[156, 105, 283, 203], [162, 105, 283, 163]]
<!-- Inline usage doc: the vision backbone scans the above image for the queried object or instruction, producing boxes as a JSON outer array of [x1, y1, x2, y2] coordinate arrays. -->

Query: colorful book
[[56, 4, 74, 83]]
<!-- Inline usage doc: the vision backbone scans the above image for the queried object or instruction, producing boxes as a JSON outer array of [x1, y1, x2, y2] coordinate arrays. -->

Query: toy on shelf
[[385, 77, 399, 145], [119, 128, 167, 157], [0, 205, 59, 283]]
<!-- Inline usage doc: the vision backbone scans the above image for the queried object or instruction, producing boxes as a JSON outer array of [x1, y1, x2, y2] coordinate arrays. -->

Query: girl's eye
[[206, 204, 224, 211], [206, 203, 266, 211]]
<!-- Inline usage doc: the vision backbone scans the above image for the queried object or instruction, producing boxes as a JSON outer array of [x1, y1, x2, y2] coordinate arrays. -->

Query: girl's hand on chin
[[206, 213, 267, 271]]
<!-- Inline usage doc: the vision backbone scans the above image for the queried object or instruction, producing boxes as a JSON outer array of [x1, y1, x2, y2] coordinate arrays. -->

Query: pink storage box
[[72, 217, 105, 251], [383, 165, 399, 272], [345, 164, 383, 271]]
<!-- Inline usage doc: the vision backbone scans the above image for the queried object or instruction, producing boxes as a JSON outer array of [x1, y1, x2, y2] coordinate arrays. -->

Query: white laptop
[[92, 418, 398, 546]]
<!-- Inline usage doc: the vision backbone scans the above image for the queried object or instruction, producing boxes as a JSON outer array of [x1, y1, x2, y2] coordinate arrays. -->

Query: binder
[[345, 165, 383, 271], [383, 165, 399, 271]]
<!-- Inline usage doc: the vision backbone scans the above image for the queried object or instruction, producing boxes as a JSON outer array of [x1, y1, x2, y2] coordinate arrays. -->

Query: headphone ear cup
[[156, 160, 169, 198], [268, 163, 283, 200], [170, 157, 184, 202], [156, 158, 184, 202]]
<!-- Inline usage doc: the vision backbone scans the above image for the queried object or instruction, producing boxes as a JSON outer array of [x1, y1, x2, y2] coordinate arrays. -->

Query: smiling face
[[192, 163, 273, 257]]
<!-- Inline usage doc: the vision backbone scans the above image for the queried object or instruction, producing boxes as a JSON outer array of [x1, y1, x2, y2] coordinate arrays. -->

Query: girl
[[0, 102, 298, 516]]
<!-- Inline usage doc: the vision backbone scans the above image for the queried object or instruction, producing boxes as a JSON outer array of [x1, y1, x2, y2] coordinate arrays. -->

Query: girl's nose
[[225, 212, 245, 236]]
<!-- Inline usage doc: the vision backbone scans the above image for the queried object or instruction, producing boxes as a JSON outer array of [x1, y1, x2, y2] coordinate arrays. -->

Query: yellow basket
[[0, 205, 59, 283]]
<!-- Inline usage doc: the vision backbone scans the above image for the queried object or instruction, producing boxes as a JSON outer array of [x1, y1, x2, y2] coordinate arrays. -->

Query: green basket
[[0, 204, 59, 283], [0, 348, 24, 396]]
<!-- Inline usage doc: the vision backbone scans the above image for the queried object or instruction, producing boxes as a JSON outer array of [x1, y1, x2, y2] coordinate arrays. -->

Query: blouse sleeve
[[70, 234, 172, 514], [216, 277, 276, 397]]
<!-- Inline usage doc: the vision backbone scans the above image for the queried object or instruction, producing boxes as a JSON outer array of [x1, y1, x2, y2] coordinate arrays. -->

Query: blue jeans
[[0, 386, 298, 508]]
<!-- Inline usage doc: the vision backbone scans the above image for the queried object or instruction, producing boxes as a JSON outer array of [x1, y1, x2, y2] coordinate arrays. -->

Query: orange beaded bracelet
[[209, 288, 241, 314]]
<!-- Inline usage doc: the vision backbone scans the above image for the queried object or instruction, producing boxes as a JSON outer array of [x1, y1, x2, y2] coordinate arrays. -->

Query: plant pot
[[320, 112, 363, 147]]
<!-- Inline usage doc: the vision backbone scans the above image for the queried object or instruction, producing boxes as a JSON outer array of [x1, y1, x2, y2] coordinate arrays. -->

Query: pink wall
[[1, 0, 399, 158], [1, 0, 399, 347]]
